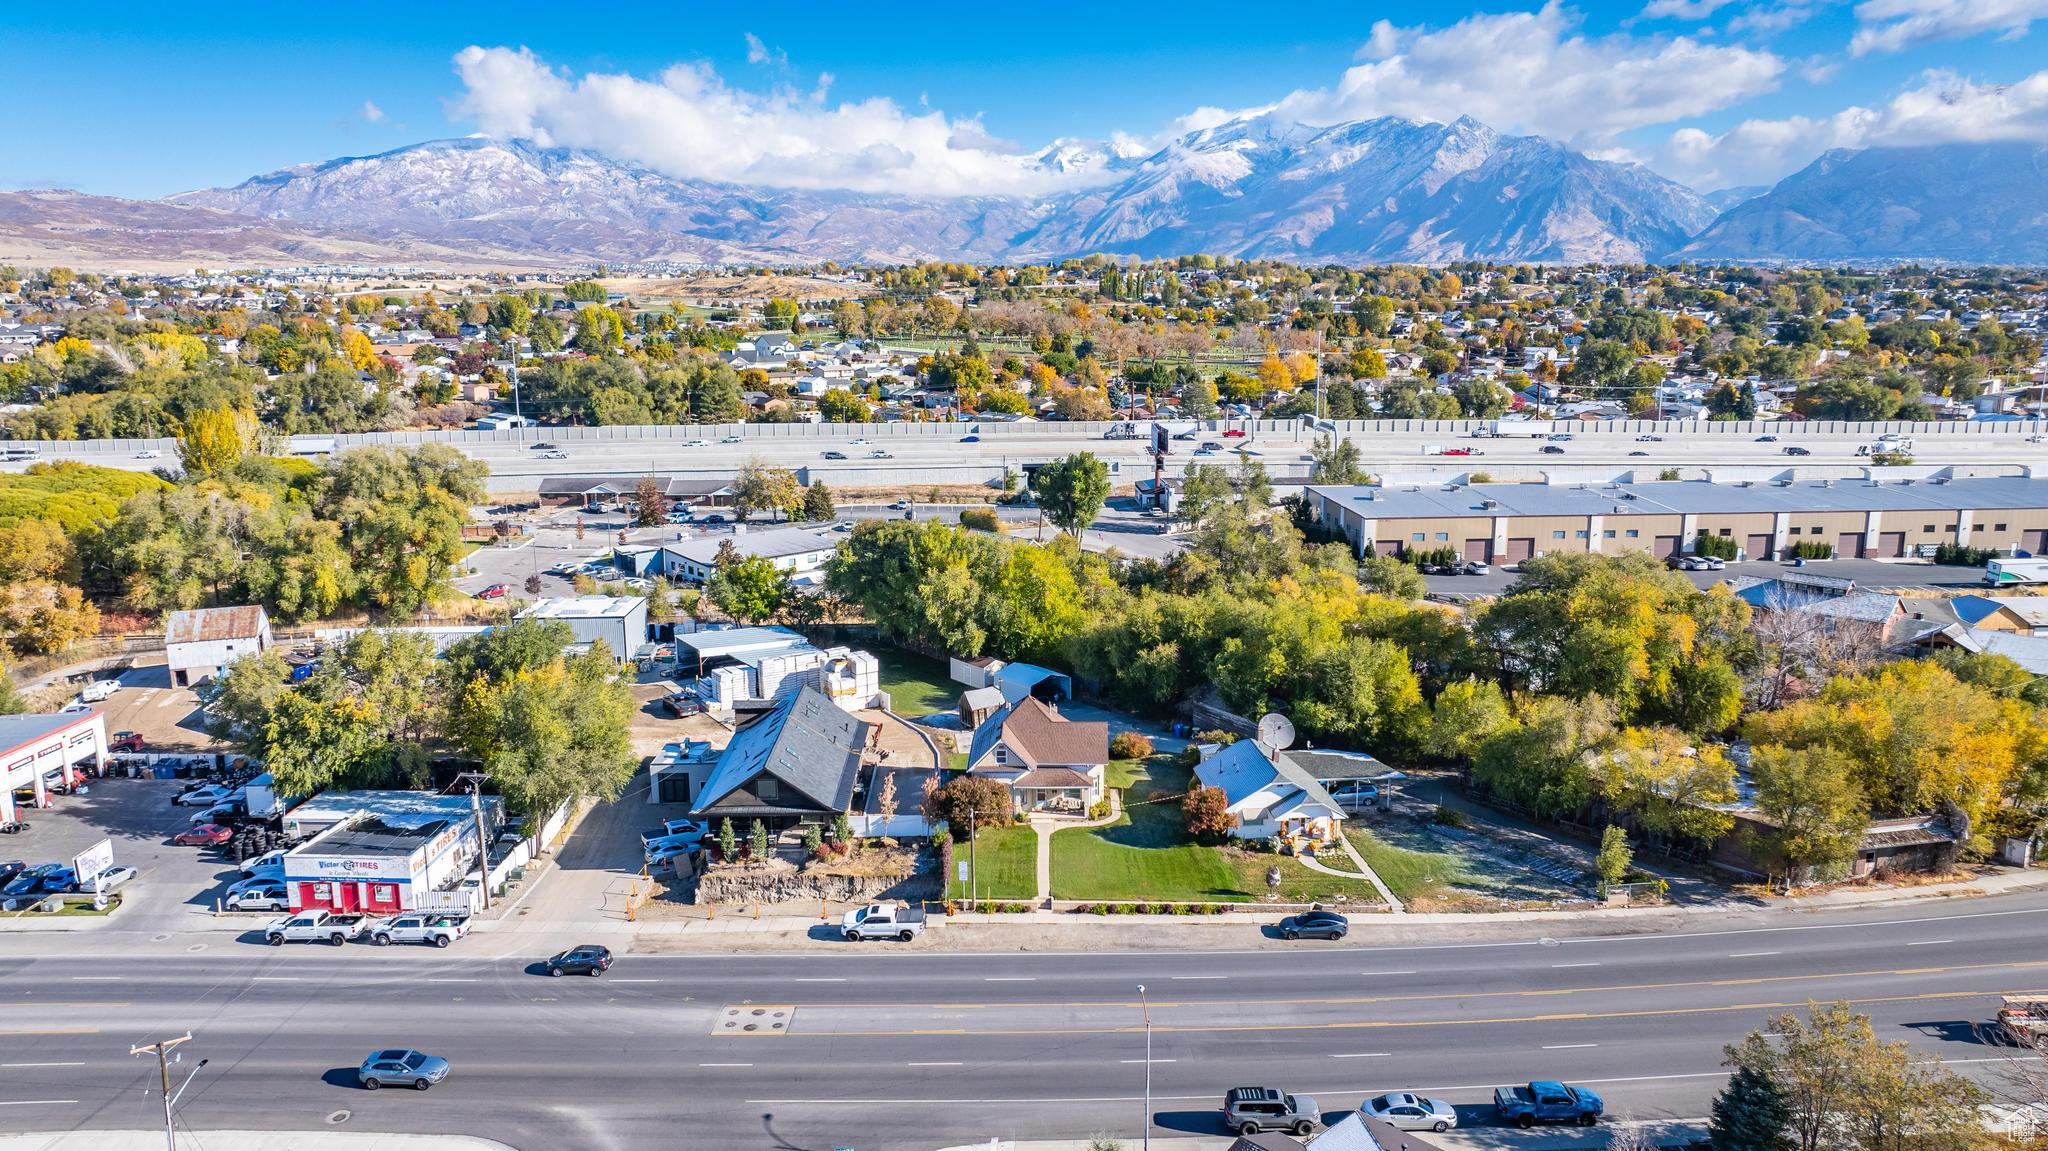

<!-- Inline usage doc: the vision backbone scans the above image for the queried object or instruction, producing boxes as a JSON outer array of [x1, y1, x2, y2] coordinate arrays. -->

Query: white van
[[79, 679, 120, 703]]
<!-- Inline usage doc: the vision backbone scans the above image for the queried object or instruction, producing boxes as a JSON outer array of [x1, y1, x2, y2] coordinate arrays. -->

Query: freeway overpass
[[8, 417, 2048, 494]]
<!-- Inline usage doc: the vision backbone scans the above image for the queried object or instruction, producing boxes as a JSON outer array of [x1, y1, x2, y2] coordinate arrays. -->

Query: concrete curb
[[0, 1133, 520, 1151]]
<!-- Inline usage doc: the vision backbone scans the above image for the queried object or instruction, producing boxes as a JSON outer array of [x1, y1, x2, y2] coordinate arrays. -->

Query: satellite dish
[[1256, 713, 1296, 753]]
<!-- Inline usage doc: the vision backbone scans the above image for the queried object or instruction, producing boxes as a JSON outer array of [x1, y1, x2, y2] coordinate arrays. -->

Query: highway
[[2, 895, 2044, 1149], [10, 421, 2048, 494]]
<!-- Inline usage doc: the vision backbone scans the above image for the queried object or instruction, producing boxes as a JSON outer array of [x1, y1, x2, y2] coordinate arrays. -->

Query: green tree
[[1357, 554, 1426, 599], [316, 445, 488, 616], [801, 481, 836, 522], [1424, 678, 1512, 762], [817, 389, 871, 422], [920, 774, 1013, 839], [574, 306, 626, 355], [177, 408, 248, 479], [1708, 1065, 1793, 1151], [1595, 824, 1632, 890], [748, 818, 770, 857], [1745, 745, 1868, 889], [1032, 452, 1111, 537], [731, 461, 802, 523], [455, 645, 637, 828], [707, 553, 790, 625], [1308, 434, 1363, 484]]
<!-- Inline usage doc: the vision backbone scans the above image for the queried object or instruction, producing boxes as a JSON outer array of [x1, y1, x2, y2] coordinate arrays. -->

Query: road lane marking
[[907, 1062, 963, 1067], [67, 977, 120, 981], [983, 977, 1037, 982], [1330, 1053, 1390, 1059], [1120, 1058, 1176, 1063], [425, 979, 476, 983], [1551, 963, 1601, 968], [1168, 975, 1227, 981], [1906, 940, 1952, 946], [793, 978, 847, 983], [1543, 1043, 1598, 1050], [611, 978, 660, 983], [251, 977, 302, 982], [698, 1063, 753, 1068], [1359, 971, 1417, 976], [1728, 952, 1780, 958]]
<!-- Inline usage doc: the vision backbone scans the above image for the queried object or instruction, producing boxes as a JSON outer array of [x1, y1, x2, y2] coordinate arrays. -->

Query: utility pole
[[456, 772, 493, 911], [1137, 985, 1151, 1151], [967, 805, 978, 912], [130, 1033, 199, 1151]]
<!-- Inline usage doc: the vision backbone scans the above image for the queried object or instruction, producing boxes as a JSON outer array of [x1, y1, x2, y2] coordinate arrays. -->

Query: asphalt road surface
[[2, 894, 2043, 1149], [13, 423, 2048, 493]]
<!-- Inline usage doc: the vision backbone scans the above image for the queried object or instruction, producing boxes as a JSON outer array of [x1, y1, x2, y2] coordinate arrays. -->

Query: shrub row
[[1070, 902, 1236, 915]]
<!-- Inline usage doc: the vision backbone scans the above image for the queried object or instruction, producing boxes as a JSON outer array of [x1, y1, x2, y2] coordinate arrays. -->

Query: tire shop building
[[1309, 475, 2048, 565], [0, 710, 107, 819], [280, 791, 502, 915]]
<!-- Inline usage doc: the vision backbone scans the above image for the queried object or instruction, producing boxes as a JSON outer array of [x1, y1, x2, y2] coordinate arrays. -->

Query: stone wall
[[695, 858, 939, 906]]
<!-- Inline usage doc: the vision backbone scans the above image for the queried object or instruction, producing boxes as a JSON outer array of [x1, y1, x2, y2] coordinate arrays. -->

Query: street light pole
[[129, 1032, 194, 1151], [456, 772, 493, 911], [1137, 984, 1151, 1151]]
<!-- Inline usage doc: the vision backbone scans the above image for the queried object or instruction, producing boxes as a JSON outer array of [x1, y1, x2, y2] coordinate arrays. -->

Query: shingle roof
[[1012, 767, 1096, 789], [164, 605, 267, 645], [694, 686, 873, 815], [1196, 741, 1346, 819], [997, 698, 1108, 768]]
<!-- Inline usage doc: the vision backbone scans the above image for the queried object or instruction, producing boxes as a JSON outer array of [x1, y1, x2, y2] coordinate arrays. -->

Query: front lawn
[[874, 647, 958, 719], [1050, 756, 1382, 906], [947, 822, 1037, 902], [1347, 829, 1472, 904]]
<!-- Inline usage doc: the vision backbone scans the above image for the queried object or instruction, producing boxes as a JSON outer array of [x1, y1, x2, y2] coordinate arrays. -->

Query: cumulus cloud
[[1637, 0, 1737, 20], [1728, 4, 1818, 36], [449, 45, 1106, 197], [361, 100, 385, 123], [1257, 3, 1784, 152], [1850, 0, 2048, 55], [1655, 68, 2048, 187]]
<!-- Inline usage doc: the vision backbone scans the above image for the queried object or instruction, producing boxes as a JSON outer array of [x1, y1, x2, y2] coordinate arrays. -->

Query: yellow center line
[[784, 990, 1995, 1040], [783, 959, 2048, 1013]]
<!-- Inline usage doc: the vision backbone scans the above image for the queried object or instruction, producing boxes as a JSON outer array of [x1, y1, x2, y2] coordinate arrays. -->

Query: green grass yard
[[946, 823, 1038, 902], [874, 647, 957, 719], [1347, 829, 1472, 904]]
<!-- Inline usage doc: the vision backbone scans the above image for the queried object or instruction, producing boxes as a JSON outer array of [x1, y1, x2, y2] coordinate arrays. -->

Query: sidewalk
[[0, 1134, 516, 1151], [939, 1118, 1708, 1151]]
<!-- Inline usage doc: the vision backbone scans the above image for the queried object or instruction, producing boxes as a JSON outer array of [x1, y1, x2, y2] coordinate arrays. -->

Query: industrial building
[[164, 605, 273, 687], [674, 626, 884, 713], [1309, 475, 2048, 564], [514, 595, 649, 662], [0, 711, 106, 820], [279, 790, 504, 915]]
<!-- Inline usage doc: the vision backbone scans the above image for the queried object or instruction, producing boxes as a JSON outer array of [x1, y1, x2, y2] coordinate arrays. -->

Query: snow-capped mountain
[[1672, 142, 2048, 264], [171, 118, 1714, 265]]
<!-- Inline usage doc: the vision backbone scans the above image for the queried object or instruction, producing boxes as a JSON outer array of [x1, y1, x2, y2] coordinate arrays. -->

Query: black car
[[1783, 446, 1811, 456], [1278, 910, 1349, 940], [0, 860, 25, 885], [546, 944, 613, 977]]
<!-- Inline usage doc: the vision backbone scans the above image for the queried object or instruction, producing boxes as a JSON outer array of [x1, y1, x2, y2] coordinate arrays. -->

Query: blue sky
[[11, 1, 2048, 198]]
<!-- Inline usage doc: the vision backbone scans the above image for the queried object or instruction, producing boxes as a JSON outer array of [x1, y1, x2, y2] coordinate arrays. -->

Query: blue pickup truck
[[1493, 1081, 1603, 1128]]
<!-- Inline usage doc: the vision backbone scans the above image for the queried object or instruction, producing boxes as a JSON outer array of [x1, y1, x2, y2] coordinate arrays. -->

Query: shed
[[164, 605, 273, 687], [958, 686, 1005, 729]]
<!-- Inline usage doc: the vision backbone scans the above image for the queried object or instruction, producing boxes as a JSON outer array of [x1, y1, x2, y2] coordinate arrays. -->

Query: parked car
[[1362, 1092, 1458, 1133], [1222, 1087, 1321, 1137], [1667, 555, 1706, 571], [1783, 446, 1811, 456], [79, 679, 120, 703], [644, 818, 704, 842], [822, 451, 848, 460], [265, 909, 366, 946], [174, 824, 233, 847], [544, 944, 613, 977], [84, 865, 137, 893], [226, 872, 282, 897], [476, 583, 511, 600], [59, 703, 92, 715], [1, 864, 76, 909], [839, 902, 926, 941], [1494, 1081, 1603, 1128], [108, 731, 144, 754], [370, 912, 469, 948], [0, 861, 26, 886], [240, 849, 289, 878], [1462, 561, 1490, 575], [661, 692, 702, 717], [1277, 909, 1349, 941], [226, 885, 288, 912], [191, 801, 246, 825], [1701, 556, 1727, 570], [1328, 783, 1379, 808], [357, 1049, 449, 1091]]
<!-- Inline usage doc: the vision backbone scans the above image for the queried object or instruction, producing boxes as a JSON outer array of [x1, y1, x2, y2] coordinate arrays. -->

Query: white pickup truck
[[838, 902, 928, 942], [368, 912, 469, 948], [264, 910, 367, 946]]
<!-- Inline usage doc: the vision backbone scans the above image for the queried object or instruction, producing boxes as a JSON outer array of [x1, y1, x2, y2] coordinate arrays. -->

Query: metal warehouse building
[[1310, 476, 2048, 565]]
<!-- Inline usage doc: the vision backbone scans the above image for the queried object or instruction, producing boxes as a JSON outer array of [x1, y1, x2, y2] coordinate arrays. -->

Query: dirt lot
[[81, 661, 226, 754], [3, 774, 249, 931]]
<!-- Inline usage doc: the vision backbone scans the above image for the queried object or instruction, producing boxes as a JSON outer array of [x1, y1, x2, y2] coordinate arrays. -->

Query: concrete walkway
[[1294, 833, 1405, 912], [0, 1134, 517, 1151], [1029, 793, 1123, 905]]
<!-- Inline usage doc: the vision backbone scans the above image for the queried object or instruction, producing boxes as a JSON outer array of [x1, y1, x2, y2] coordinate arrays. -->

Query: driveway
[[83, 661, 224, 753]]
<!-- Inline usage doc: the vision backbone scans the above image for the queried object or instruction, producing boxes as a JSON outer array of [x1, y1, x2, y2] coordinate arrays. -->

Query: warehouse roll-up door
[[1877, 532, 1907, 557], [2025, 529, 2048, 555], [1654, 535, 1681, 557], [1746, 534, 1775, 561], [1503, 538, 1535, 564], [1836, 532, 1864, 559], [1463, 539, 1492, 564]]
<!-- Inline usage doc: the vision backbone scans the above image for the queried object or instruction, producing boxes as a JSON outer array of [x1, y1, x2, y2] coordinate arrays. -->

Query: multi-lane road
[[3, 895, 2044, 1149], [11, 421, 2048, 494]]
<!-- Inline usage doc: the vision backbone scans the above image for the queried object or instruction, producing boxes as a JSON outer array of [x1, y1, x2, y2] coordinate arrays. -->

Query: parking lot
[[79, 660, 226, 753], [4, 772, 250, 931]]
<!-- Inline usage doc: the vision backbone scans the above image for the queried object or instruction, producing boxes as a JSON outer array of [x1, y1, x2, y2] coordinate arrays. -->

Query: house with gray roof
[[690, 686, 876, 829], [1193, 740, 1347, 845]]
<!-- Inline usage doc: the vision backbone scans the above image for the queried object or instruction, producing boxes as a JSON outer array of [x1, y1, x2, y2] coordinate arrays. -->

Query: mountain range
[[4, 116, 2043, 269]]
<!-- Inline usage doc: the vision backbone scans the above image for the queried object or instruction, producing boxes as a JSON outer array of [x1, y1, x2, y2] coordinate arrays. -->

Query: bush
[[1087, 798, 1113, 821], [1403, 545, 1460, 569], [1432, 805, 1470, 829], [1788, 539, 1834, 560], [958, 507, 1001, 533], [1182, 786, 1234, 843], [1110, 731, 1153, 759], [923, 774, 1014, 839], [1693, 532, 1740, 560], [1934, 542, 2001, 567]]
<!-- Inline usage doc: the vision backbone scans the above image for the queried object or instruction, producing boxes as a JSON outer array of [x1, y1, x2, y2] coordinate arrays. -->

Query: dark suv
[[1223, 1086, 1321, 1136], [545, 944, 613, 977]]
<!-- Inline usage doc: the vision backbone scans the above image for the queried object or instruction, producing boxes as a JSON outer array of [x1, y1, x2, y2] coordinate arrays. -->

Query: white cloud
[[449, 45, 1105, 197], [1728, 3, 1817, 36], [361, 100, 385, 123], [744, 32, 787, 69], [1256, 3, 1783, 151], [1655, 68, 2048, 187], [1637, 0, 1737, 19], [1850, 0, 2048, 55]]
